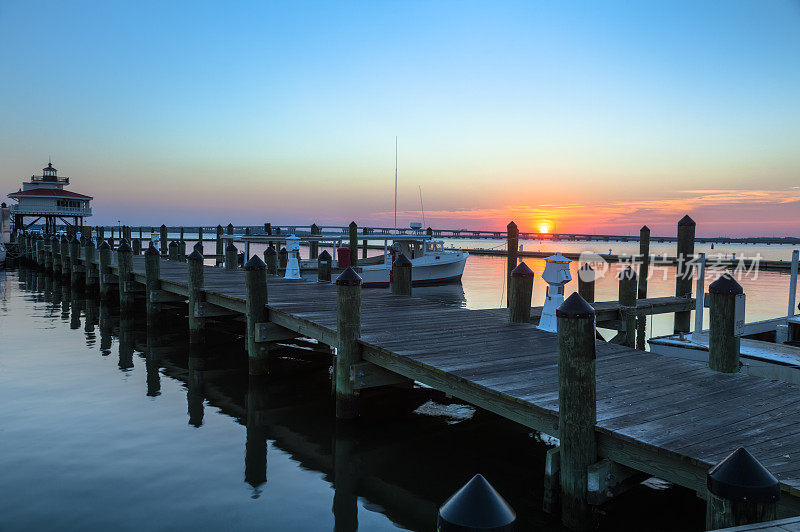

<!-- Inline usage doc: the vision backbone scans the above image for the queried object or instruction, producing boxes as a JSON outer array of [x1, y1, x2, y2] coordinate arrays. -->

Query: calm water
[[0, 264, 713, 531]]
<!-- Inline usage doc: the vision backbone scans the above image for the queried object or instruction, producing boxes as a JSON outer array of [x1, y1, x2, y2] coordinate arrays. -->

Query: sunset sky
[[2, 1, 799, 237]]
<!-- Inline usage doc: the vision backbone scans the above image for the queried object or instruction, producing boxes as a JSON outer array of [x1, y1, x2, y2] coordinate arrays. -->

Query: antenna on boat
[[419, 185, 426, 229], [394, 136, 398, 232]]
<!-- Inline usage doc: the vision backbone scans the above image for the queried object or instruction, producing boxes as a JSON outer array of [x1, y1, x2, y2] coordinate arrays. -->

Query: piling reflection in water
[[84, 291, 99, 345], [333, 422, 358, 532], [99, 301, 114, 356], [145, 319, 163, 397], [118, 308, 135, 371], [245, 378, 268, 495], [70, 285, 83, 330]]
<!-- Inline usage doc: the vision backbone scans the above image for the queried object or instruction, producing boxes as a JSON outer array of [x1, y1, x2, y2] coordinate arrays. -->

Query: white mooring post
[[538, 253, 572, 332], [284, 235, 301, 280]]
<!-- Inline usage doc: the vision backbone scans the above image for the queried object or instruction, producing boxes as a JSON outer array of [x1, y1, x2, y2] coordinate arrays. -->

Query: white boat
[[360, 239, 468, 288]]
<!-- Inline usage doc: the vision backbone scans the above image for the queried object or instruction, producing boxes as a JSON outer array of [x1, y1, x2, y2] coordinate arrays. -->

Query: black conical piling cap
[[556, 292, 595, 319], [117, 240, 132, 253], [244, 255, 266, 270], [393, 253, 412, 267], [678, 214, 696, 226], [145, 242, 159, 255], [640, 225, 650, 232], [618, 266, 637, 281], [85, 238, 95, 247], [318, 249, 331, 261], [264, 245, 277, 256], [709, 273, 743, 295], [169, 240, 178, 248], [336, 267, 362, 286], [707, 448, 780, 503], [511, 262, 533, 278], [437, 474, 516, 531], [349, 221, 357, 228], [99, 240, 110, 250], [61, 235, 69, 243], [71, 236, 80, 245], [507, 220, 517, 231], [226, 241, 237, 251], [188, 250, 204, 261], [279, 247, 287, 255]]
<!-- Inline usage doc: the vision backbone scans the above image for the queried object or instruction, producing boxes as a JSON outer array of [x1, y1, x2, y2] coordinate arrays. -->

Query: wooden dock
[[16, 232, 800, 528]]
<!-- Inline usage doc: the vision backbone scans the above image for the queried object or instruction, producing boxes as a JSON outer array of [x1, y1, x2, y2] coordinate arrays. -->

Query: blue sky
[[2, 1, 799, 235]]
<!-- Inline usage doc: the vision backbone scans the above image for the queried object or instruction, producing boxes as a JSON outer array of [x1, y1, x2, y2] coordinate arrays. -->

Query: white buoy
[[284, 235, 302, 280], [538, 253, 572, 332]]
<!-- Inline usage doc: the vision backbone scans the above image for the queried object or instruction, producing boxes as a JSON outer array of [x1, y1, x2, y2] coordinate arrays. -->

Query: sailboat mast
[[394, 136, 398, 232], [419, 185, 425, 229]]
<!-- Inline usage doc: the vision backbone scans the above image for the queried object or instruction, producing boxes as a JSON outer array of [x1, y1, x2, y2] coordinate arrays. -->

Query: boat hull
[[360, 252, 468, 288]]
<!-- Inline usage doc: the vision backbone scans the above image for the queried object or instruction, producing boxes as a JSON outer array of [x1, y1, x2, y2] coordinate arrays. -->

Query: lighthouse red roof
[[8, 188, 93, 199]]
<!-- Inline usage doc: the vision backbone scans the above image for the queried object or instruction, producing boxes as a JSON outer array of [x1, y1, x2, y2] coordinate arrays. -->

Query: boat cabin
[[391, 237, 444, 259]]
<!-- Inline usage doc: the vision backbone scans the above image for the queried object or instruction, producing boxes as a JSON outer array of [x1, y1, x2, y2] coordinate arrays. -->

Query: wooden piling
[[509, 262, 534, 323], [577, 264, 595, 303], [706, 448, 779, 529], [279, 247, 288, 269], [264, 246, 278, 275], [637, 226, 650, 349], [44, 235, 54, 270], [160, 224, 168, 256], [70, 237, 82, 285], [216, 225, 224, 266], [557, 292, 597, 531], [674, 215, 696, 333], [178, 239, 186, 261], [145, 242, 161, 317], [348, 221, 358, 267], [196, 227, 203, 254], [187, 250, 206, 344], [245, 255, 269, 376], [709, 273, 743, 373], [391, 254, 412, 296], [310, 223, 320, 259], [59, 236, 71, 279], [318, 249, 332, 282], [618, 267, 637, 348], [507, 221, 519, 308], [168, 240, 179, 261], [361, 239, 368, 260], [36, 236, 45, 267], [84, 239, 97, 289], [335, 267, 362, 419], [98, 240, 112, 298], [132, 236, 142, 255], [117, 240, 134, 309], [225, 241, 238, 270]]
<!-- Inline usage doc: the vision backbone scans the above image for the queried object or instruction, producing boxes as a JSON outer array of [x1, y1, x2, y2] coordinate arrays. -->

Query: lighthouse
[[7, 160, 93, 236]]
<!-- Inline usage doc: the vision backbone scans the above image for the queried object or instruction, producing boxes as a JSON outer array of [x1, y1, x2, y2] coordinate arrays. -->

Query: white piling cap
[[544, 253, 570, 263]]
